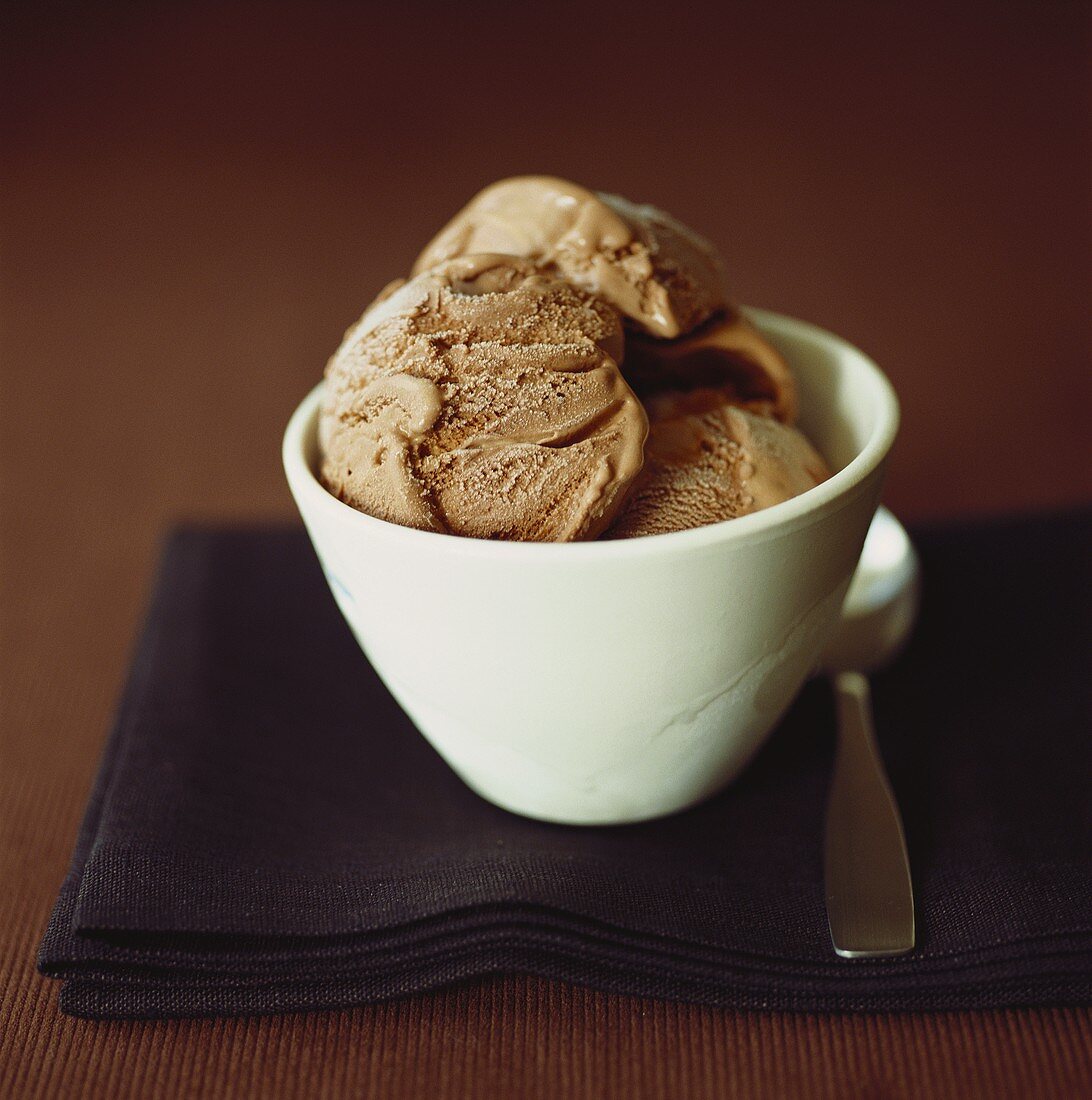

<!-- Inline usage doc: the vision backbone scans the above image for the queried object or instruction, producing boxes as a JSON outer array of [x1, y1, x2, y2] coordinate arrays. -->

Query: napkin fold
[[40, 512, 1092, 1018]]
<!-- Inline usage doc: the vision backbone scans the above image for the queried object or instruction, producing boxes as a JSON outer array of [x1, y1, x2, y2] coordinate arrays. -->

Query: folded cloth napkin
[[39, 511, 1092, 1019]]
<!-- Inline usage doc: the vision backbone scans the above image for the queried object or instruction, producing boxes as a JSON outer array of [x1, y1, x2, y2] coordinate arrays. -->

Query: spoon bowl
[[822, 507, 921, 674]]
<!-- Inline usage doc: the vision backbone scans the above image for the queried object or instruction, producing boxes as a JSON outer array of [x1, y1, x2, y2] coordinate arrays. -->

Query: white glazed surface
[[283, 310, 900, 824]]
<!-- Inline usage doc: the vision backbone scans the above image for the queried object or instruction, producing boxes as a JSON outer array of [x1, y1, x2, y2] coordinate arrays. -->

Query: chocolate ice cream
[[606, 389, 830, 539], [414, 176, 727, 339], [624, 310, 798, 424], [321, 255, 647, 541], [320, 179, 832, 541]]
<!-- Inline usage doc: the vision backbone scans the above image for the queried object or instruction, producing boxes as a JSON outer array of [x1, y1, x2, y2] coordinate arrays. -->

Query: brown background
[[2, 1, 1089, 1096]]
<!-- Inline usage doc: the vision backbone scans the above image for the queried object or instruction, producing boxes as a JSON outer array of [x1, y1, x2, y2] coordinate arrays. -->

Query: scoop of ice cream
[[413, 176, 727, 339], [607, 389, 830, 539], [623, 310, 798, 424], [321, 254, 648, 541]]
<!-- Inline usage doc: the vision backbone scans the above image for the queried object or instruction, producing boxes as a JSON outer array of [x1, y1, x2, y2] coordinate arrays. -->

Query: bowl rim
[[283, 307, 900, 560]]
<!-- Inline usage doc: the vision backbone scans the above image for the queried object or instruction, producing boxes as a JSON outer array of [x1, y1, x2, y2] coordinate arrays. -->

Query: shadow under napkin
[[39, 511, 1092, 1018]]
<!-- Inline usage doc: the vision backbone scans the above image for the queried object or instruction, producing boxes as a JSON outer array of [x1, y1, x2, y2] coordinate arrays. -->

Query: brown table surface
[[2, 2, 1089, 1096]]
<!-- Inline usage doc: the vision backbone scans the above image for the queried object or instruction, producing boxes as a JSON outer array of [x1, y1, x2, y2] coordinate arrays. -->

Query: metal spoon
[[820, 506, 921, 958]]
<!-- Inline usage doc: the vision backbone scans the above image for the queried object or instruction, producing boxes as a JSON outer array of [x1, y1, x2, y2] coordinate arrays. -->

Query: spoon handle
[[824, 671, 915, 958]]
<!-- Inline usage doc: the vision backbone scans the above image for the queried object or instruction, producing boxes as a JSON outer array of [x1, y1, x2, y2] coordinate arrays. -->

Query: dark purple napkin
[[39, 511, 1092, 1018]]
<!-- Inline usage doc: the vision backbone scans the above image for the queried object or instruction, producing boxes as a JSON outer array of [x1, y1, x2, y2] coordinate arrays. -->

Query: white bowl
[[283, 309, 899, 825]]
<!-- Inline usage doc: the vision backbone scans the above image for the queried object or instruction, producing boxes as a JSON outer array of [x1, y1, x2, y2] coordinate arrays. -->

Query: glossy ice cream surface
[[414, 176, 727, 340], [321, 178, 831, 541]]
